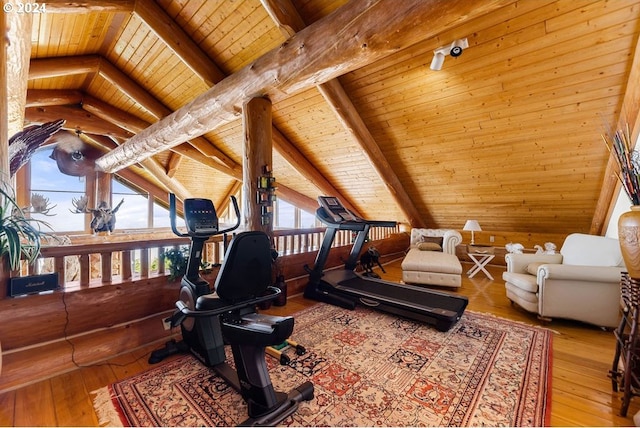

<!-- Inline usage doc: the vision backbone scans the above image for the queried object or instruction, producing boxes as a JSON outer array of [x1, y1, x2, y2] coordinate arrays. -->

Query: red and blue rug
[[93, 304, 552, 426]]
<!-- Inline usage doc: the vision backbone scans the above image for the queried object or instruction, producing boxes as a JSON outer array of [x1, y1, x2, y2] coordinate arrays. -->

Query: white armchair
[[502, 233, 626, 328]]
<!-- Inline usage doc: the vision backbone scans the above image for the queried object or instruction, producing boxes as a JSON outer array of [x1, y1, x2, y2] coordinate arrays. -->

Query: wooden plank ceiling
[[11, 0, 640, 235]]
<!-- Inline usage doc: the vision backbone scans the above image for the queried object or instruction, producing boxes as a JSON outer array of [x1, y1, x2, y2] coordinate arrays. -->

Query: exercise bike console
[[183, 198, 219, 235]]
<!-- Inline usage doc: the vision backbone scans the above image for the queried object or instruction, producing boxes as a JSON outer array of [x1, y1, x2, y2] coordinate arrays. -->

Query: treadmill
[[304, 196, 468, 332]]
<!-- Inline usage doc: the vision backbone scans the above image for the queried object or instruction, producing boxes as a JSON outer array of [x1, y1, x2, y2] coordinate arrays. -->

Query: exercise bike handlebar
[[218, 195, 241, 235], [169, 193, 241, 238]]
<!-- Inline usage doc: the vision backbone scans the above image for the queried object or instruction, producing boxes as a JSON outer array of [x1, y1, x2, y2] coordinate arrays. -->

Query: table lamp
[[463, 220, 481, 245]]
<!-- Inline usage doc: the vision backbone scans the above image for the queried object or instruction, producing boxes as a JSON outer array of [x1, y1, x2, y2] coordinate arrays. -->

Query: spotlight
[[430, 52, 445, 71], [429, 38, 469, 71]]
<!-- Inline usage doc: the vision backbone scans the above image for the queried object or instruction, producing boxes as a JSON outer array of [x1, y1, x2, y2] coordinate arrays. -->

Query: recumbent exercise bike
[[149, 194, 313, 426]]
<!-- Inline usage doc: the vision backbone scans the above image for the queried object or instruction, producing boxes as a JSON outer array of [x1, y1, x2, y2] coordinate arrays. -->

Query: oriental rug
[[93, 304, 552, 426]]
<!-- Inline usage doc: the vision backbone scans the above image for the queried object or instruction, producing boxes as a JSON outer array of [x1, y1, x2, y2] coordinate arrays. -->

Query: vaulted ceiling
[[5, 0, 640, 235]]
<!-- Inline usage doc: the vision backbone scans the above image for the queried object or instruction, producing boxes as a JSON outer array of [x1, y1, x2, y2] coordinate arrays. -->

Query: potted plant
[[162, 246, 217, 282], [0, 176, 50, 272], [162, 247, 189, 281]]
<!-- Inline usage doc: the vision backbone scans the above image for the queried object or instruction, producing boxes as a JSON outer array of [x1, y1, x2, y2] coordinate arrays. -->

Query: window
[[300, 209, 318, 228], [28, 148, 174, 233], [273, 197, 318, 229], [276, 199, 295, 228], [29, 148, 86, 232]]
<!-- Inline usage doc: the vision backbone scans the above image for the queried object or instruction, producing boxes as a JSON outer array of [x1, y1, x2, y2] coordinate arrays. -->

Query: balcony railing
[[3, 225, 399, 293]]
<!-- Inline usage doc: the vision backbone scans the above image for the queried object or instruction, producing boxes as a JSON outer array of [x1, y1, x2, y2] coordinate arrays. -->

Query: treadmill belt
[[335, 276, 465, 317]]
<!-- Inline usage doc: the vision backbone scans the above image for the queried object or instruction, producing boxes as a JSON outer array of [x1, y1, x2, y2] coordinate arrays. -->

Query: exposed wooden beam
[[169, 144, 242, 178], [271, 127, 361, 216], [166, 152, 181, 178], [94, 57, 167, 120], [76, 135, 169, 205], [262, 0, 424, 226], [28, 55, 100, 80], [242, 97, 273, 232], [591, 33, 640, 235], [96, 0, 508, 174], [84, 134, 192, 202], [134, 0, 351, 215], [26, 89, 83, 107], [261, 0, 306, 36], [24, 105, 134, 138], [28, 55, 236, 169], [25, 88, 312, 209], [81, 94, 151, 134], [96, 57, 236, 167], [217, 180, 242, 219], [318, 80, 425, 226], [132, 0, 225, 86]]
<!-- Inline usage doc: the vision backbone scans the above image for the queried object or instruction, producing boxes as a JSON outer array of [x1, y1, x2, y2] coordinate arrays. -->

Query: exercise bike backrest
[[213, 231, 276, 304]]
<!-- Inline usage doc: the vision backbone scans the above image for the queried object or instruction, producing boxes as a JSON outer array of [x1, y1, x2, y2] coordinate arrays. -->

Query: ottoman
[[401, 248, 462, 288]]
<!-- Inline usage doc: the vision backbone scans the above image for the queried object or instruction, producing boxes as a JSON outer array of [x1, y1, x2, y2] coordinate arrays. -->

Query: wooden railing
[[3, 225, 399, 293]]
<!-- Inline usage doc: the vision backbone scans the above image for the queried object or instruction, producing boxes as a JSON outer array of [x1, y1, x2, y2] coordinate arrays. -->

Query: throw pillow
[[417, 242, 442, 251], [420, 236, 444, 247]]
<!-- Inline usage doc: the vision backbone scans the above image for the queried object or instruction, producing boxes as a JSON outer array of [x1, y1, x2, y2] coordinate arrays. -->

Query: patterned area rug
[[93, 304, 552, 426]]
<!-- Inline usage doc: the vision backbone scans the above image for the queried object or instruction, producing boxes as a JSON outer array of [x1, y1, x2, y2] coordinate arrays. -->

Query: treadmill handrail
[[316, 207, 396, 230]]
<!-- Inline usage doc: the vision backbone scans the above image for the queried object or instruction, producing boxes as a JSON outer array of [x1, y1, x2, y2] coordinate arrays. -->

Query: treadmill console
[[183, 198, 219, 234], [318, 196, 358, 223]]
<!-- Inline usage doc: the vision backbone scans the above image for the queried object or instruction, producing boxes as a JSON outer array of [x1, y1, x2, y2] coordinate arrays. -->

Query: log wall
[[0, 226, 400, 392]]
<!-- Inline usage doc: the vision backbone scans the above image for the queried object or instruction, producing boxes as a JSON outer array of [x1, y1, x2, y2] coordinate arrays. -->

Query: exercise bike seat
[[222, 313, 294, 347]]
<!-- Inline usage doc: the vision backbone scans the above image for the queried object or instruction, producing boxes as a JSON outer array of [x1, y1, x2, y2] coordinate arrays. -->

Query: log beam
[[24, 105, 134, 139], [591, 33, 640, 235], [28, 55, 236, 169], [132, 0, 225, 87], [242, 97, 273, 233], [262, 0, 424, 226], [271, 127, 361, 215], [84, 134, 192, 202], [95, 0, 507, 172], [26, 89, 83, 107], [132, 0, 358, 216]]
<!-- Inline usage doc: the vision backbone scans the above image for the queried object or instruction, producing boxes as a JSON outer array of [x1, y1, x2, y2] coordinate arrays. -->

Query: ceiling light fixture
[[430, 38, 469, 71]]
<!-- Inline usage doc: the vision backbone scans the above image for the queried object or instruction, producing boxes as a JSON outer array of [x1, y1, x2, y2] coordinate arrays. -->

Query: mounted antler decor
[[27, 193, 56, 216], [71, 196, 124, 234]]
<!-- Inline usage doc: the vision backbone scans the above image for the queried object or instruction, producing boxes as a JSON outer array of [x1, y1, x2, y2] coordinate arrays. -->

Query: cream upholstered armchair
[[502, 233, 626, 328]]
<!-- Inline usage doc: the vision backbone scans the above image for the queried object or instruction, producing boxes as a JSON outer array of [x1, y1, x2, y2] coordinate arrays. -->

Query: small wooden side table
[[467, 247, 495, 280]]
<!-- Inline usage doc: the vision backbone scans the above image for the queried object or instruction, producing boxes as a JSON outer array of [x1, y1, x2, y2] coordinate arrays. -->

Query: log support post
[[242, 97, 273, 239]]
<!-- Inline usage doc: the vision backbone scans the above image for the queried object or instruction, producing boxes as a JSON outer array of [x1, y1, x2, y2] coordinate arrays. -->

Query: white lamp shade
[[463, 220, 482, 232]]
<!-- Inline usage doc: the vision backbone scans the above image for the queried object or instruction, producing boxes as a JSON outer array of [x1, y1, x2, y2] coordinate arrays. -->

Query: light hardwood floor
[[0, 259, 636, 426]]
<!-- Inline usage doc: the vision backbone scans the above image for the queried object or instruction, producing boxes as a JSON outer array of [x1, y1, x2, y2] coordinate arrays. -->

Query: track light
[[430, 38, 469, 71]]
